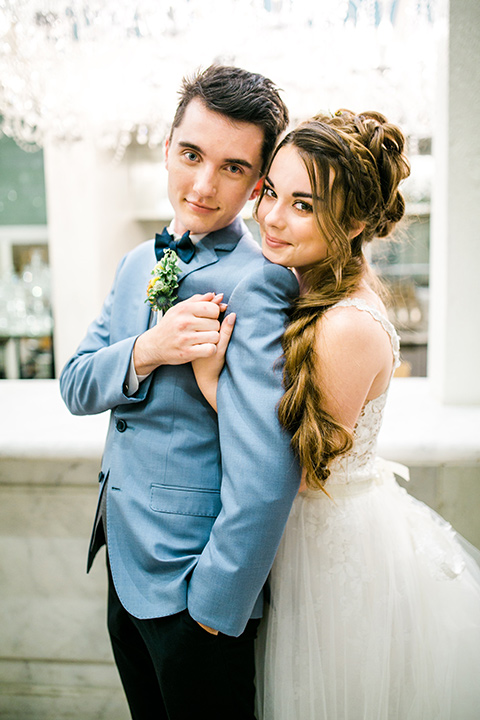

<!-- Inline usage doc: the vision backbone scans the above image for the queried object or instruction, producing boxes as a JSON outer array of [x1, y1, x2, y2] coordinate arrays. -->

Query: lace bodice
[[311, 297, 400, 492]]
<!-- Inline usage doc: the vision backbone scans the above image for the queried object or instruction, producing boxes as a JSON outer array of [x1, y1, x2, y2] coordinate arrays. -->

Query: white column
[[428, 0, 480, 404], [44, 139, 147, 375]]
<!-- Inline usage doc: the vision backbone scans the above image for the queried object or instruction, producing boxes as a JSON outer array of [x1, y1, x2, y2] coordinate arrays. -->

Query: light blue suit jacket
[[60, 217, 300, 636]]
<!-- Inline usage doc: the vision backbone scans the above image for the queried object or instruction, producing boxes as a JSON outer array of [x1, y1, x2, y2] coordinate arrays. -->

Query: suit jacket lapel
[[137, 239, 219, 333], [138, 287, 154, 332], [176, 241, 218, 282], [137, 217, 245, 329], [177, 216, 244, 283]]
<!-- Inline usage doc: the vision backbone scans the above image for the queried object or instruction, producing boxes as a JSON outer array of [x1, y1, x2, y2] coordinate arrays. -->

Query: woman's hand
[[192, 310, 236, 411]]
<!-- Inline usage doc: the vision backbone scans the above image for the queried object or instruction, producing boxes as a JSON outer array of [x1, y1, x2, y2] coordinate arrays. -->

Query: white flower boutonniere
[[145, 248, 181, 312]]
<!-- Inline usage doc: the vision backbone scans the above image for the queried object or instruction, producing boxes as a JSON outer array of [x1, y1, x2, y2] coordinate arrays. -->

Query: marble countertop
[[1, 378, 479, 466]]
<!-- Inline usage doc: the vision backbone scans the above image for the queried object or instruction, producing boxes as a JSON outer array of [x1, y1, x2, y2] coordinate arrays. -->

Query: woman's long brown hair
[[260, 111, 410, 491]]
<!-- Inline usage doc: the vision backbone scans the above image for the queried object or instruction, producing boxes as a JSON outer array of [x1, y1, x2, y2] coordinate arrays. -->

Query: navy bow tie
[[154, 227, 196, 263]]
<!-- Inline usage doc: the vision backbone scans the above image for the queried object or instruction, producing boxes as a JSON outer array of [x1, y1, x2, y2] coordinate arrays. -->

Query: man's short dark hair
[[170, 65, 289, 174]]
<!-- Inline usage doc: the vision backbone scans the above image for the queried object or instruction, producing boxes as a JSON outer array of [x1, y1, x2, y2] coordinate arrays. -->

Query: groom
[[60, 65, 300, 719]]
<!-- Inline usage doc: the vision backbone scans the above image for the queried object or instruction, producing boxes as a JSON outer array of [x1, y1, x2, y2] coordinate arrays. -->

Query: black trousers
[[107, 563, 260, 720]]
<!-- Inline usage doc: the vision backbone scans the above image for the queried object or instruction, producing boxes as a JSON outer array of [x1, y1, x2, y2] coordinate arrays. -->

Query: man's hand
[[133, 292, 226, 376], [197, 621, 219, 635]]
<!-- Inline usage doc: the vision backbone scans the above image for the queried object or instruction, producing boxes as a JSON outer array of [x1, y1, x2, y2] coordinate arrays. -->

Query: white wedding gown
[[256, 298, 480, 720]]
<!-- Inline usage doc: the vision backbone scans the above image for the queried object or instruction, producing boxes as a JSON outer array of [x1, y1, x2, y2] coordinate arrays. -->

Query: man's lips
[[185, 199, 218, 213]]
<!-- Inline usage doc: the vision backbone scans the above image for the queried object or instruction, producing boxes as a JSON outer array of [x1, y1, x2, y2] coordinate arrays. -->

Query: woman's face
[[257, 144, 330, 273]]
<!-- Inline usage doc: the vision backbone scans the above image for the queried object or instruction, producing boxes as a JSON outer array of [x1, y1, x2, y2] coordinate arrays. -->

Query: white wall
[[44, 140, 148, 373], [429, 0, 480, 404]]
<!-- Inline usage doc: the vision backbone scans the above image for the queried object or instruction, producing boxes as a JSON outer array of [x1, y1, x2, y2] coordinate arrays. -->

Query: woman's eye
[[294, 200, 313, 213], [264, 186, 276, 198]]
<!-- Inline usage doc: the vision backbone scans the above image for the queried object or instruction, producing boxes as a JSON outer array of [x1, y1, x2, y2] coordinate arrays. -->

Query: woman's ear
[[249, 177, 264, 201], [349, 220, 366, 240]]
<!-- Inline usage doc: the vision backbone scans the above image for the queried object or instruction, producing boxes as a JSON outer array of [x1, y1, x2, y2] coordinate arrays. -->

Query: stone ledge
[[0, 380, 108, 460], [1, 378, 479, 466], [380, 378, 480, 466], [0, 458, 101, 486]]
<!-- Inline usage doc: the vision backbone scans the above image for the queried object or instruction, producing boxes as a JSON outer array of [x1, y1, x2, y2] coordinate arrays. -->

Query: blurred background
[[1, 1, 479, 718], [0, 0, 439, 380]]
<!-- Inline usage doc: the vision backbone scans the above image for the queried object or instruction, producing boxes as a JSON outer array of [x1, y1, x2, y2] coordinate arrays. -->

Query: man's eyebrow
[[265, 175, 313, 199], [225, 157, 254, 170], [178, 141, 254, 170], [178, 141, 203, 154]]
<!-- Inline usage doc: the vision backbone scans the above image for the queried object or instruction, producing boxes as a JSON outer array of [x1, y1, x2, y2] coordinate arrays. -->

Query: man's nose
[[193, 164, 217, 198]]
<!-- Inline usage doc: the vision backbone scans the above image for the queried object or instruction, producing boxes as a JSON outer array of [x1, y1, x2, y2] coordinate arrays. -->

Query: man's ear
[[249, 177, 264, 201], [164, 137, 170, 169]]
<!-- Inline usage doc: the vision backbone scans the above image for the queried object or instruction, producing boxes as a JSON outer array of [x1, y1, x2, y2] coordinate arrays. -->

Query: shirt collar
[[167, 219, 206, 246]]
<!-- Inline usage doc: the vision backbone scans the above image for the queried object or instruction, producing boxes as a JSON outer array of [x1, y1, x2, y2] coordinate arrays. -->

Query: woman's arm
[[192, 312, 236, 411]]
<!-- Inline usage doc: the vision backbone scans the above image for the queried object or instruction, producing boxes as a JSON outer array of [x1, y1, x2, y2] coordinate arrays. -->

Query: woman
[[194, 110, 480, 719]]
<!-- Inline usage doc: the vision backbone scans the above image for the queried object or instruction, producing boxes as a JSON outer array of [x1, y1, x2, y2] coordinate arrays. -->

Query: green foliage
[[145, 248, 181, 312]]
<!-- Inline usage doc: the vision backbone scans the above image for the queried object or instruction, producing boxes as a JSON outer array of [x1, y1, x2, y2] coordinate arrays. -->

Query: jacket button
[[116, 419, 127, 433], [98, 471, 105, 483]]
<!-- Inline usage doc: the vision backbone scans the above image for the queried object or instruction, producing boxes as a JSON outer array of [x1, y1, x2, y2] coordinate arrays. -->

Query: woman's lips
[[264, 233, 290, 248]]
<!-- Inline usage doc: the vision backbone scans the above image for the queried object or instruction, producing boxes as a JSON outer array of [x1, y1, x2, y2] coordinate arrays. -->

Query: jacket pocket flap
[[150, 484, 221, 518]]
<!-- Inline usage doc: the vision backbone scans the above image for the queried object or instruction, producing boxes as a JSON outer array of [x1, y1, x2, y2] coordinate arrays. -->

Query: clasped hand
[[133, 292, 234, 380]]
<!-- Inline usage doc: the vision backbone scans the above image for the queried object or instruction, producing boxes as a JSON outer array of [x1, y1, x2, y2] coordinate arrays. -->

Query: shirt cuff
[[124, 352, 149, 396]]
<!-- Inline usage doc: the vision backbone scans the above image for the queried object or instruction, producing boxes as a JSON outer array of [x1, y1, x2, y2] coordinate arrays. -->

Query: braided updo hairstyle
[[271, 110, 410, 491]]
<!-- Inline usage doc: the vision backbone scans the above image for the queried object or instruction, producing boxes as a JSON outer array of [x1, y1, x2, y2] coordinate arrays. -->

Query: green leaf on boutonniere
[[145, 248, 181, 312]]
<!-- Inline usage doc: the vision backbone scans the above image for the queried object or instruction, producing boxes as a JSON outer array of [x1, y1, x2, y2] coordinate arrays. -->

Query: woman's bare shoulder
[[316, 294, 390, 354]]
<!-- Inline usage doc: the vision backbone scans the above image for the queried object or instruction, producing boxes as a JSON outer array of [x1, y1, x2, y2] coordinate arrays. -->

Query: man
[[60, 65, 300, 719]]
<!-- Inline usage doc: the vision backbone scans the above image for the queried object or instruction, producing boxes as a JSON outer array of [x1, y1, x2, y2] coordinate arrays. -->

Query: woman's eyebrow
[[265, 176, 313, 198]]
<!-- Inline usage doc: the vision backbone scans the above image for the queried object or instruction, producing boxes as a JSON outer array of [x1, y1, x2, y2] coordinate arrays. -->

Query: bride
[[194, 109, 480, 719]]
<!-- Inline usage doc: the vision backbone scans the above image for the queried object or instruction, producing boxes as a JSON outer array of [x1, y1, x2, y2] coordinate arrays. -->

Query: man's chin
[[175, 213, 229, 237]]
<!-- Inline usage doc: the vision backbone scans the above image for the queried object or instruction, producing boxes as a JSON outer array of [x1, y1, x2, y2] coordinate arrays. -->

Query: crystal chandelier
[[0, 0, 442, 159]]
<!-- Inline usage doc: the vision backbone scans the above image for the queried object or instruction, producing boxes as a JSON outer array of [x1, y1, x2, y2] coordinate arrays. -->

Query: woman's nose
[[264, 201, 285, 228]]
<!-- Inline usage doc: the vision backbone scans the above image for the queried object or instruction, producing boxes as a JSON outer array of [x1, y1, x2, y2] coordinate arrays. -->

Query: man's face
[[165, 98, 265, 236]]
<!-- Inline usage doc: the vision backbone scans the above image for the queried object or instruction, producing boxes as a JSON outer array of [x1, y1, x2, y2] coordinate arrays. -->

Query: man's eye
[[184, 151, 198, 162], [227, 165, 242, 174]]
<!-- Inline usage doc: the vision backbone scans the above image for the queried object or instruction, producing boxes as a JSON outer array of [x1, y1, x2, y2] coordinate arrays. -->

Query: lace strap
[[330, 298, 401, 371]]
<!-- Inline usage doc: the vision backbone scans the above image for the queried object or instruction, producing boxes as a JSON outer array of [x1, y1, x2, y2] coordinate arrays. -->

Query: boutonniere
[[145, 248, 181, 312]]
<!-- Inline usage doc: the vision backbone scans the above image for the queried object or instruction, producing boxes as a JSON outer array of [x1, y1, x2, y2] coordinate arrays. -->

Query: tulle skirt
[[255, 471, 480, 720]]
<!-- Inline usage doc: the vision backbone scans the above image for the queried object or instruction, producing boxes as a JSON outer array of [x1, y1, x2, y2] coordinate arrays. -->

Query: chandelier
[[0, 0, 442, 159]]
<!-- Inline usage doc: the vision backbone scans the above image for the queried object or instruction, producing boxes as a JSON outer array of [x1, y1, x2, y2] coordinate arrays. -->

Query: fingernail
[[227, 313, 236, 324], [214, 293, 224, 301]]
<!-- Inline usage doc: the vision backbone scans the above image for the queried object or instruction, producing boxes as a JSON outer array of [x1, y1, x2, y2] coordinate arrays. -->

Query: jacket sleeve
[[187, 262, 301, 636], [59, 255, 152, 416]]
